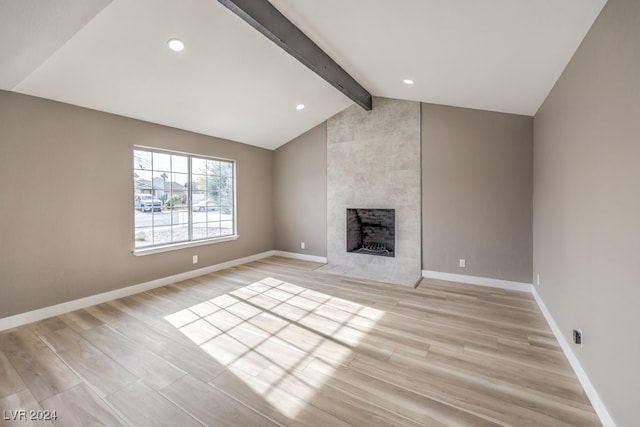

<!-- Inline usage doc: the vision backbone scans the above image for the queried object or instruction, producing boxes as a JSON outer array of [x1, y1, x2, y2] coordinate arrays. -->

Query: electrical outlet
[[192, 255, 198, 264], [459, 259, 466, 268], [301, 242, 306, 249], [536, 273, 540, 286], [573, 328, 583, 348]]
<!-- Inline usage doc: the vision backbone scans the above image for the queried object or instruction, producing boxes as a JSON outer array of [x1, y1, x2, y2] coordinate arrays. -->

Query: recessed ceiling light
[[167, 38, 185, 52], [296, 104, 305, 110], [403, 79, 415, 85]]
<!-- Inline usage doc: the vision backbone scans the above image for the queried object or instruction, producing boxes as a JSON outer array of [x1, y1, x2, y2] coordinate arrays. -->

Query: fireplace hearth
[[346, 208, 395, 257]]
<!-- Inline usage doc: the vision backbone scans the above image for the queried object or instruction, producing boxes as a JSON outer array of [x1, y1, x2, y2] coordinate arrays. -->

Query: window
[[133, 147, 236, 251]]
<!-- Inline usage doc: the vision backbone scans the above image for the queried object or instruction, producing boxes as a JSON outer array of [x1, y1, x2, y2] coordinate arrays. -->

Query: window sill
[[132, 235, 239, 256]]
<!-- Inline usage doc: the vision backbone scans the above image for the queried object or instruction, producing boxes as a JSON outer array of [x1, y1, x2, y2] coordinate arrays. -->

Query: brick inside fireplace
[[346, 208, 395, 257]]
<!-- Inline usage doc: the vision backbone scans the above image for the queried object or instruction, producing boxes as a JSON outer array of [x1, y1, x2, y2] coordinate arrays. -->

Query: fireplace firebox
[[346, 208, 395, 257]]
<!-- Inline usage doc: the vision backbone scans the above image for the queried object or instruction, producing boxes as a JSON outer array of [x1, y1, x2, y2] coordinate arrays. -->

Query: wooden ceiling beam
[[218, 0, 372, 110]]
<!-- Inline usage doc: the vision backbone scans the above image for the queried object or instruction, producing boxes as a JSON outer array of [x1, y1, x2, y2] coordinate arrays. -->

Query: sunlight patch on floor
[[164, 277, 384, 418]]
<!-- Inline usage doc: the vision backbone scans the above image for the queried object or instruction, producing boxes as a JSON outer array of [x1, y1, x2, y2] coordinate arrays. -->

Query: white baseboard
[[272, 250, 328, 264], [421, 270, 533, 292], [0, 250, 275, 332], [532, 288, 616, 427]]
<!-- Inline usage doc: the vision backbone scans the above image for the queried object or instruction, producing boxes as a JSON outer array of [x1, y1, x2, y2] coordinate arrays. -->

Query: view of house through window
[[133, 148, 235, 249]]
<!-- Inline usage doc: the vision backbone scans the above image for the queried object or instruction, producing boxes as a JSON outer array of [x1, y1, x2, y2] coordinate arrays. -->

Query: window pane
[[152, 172, 167, 194], [134, 150, 152, 170], [192, 196, 206, 214], [170, 173, 188, 208], [135, 208, 153, 228], [193, 224, 207, 240], [135, 227, 153, 248], [208, 222, 221, 238], [220, 161, 232, 179], [153, 227, 170, 246], [172, 155, 188, 173], [221, 220, 233, 235], [207, 210, 221, 222], [171, 172, 188, 188], [152, 152, 171, 172], [171, 210, 189, 226], [192, 157, 207, 175], [134, 170, 152, 192], [192, 174, 206, 193], [220, 188, 233, 206], [172, 224, 189, 242], [207, 159, 221, 176]]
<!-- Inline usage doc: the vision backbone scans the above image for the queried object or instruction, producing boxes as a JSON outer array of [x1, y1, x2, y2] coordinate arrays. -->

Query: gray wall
[[422, 104, 533, 283], [272, 101, 534, 285], [273, 123, 327, 257], [0, 91, 273, 319], [533, 0, 640, 424]]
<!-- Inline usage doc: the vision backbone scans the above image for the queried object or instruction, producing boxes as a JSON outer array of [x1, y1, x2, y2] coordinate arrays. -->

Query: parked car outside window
[[135, 194, 163, 212]]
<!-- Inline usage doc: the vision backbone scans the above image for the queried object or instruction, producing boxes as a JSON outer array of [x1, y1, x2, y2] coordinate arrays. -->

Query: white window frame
[[132, 146, 238, 256]]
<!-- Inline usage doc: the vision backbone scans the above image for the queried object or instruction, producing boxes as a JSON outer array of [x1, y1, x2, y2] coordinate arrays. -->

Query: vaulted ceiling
[[1, 0, 607, 149]]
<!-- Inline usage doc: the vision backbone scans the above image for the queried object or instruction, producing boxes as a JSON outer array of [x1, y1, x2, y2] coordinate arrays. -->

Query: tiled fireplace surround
[[317, 97, 422, 286]]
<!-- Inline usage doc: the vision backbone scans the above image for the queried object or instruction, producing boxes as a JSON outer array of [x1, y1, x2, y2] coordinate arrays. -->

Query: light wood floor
[[0, 257, 600, 426]]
